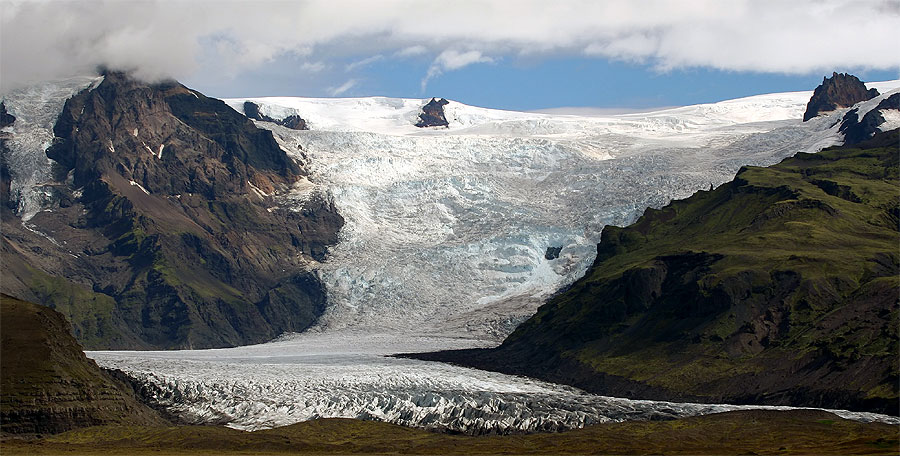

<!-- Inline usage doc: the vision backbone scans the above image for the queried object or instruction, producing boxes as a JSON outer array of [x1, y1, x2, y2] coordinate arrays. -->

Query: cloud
[[346, 55, 383, 72], [394, 45, 428, 58], [328, 79, 358, 96], [300, 61, 328, 73], [421, 50, 494, 91], [2, 0, 898, 93]]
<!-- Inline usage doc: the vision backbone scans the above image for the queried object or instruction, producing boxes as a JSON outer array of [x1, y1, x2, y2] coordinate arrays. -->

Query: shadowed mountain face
[[803, 72, 879, 121], [0, 294, 166, 435], [414, 130, 900, 415], [840, 92, 900, 145], [0, 72, 343, 349], [415, 98, 449, 127], [243, 101, 308, 130]]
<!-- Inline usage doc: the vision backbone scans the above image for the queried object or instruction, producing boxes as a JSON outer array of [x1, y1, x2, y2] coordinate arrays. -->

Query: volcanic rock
[[803, 72, 879, 121], [415, 98, 450, 128], [839, 92, 900, 145], [0, 101, 15, 128]]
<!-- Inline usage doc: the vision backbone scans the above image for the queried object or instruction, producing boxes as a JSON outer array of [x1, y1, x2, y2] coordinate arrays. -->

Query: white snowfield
[[5, 78, 899, 432]]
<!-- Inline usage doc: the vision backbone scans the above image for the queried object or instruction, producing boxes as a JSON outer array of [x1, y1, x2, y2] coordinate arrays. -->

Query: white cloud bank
[[422, 50, 494, 90], [2, 0, 898, 92]]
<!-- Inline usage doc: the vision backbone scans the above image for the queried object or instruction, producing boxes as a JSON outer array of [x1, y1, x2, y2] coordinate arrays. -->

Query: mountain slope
[[0, 294, 165, 435], [0, 72, 343, 349], [414, 129, 900, 415]]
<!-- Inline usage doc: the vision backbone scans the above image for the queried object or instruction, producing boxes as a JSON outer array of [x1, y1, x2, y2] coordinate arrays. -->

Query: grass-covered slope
[[417, 130, 900, 414], [0, 294, 165, 435], [2, 410, 896, 455]]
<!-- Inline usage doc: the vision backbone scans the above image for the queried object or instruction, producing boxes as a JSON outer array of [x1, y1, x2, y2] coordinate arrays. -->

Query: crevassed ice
[[89, 334, 900, 433], [1, 76, 102, 221], [225, 87, 872, 342]]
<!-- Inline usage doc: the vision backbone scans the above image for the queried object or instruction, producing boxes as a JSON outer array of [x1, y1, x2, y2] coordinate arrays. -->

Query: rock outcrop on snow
[[803, 72, 879, 121], [415, 98, 450, 127]]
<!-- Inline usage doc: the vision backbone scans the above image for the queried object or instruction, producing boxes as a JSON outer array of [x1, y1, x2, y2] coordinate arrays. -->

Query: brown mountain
[[803, 72, 879, 121], [0, 72, 343, 349]]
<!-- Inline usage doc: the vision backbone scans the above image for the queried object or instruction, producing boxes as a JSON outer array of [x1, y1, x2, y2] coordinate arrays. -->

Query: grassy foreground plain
[[2, 410, 898, 455]]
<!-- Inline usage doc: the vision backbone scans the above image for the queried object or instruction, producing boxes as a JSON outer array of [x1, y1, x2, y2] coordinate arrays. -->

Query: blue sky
[[186, 53, 899, 111], [3, 0, 899, 110]]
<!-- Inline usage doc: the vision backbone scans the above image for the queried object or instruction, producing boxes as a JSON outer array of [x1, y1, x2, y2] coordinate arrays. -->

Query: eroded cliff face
[[0, 72, 343, 349], [0, 294, 166, 435]]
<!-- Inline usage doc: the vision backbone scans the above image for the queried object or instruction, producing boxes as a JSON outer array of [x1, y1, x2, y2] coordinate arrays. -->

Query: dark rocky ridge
[[243, 101, 308, 130], [0, 294, 166, 435], [839, 92, 899, 145], [0, 101, 15, 128], [803, 72, 878, 121], [0, 102, 14, 211], [415, 98, 450, 128], [410, 130, 900, 415], [0, 72, 343, 349]]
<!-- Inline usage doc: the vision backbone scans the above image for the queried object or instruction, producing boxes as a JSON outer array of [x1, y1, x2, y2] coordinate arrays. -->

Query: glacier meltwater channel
[[80, 82, 900, 432]]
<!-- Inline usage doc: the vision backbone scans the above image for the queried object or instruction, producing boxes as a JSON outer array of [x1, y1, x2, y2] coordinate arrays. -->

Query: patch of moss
[[26, 268, 129, 350]]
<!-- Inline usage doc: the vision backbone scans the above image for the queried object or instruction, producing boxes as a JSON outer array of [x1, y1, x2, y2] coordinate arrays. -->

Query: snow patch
[[247, 180, 269, 198], [130, 180, 150, 195], [880, 109, 900, 131]]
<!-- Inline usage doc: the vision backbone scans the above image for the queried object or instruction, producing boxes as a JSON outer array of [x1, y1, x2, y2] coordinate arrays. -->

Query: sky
[[1, 0, 898, 111]]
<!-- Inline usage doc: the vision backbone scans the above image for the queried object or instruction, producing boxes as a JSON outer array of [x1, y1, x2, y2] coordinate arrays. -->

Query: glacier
[[221, 83, 900, 341], [6, 77, 898, 432], [93, 332, 899, 433], [91, 83, 900, 432]]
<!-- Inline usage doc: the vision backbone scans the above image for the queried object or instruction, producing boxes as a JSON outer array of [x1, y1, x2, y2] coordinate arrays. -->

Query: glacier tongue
[[90, 334, 900, 433]]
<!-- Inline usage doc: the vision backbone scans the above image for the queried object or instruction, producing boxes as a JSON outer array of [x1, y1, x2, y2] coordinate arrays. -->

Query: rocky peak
[[49, 71, 301, 199], [803, 72, 879, 121], [1, 71, 343, 350], [415, 97, 450, 128], [243, 101, 308, 130]]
